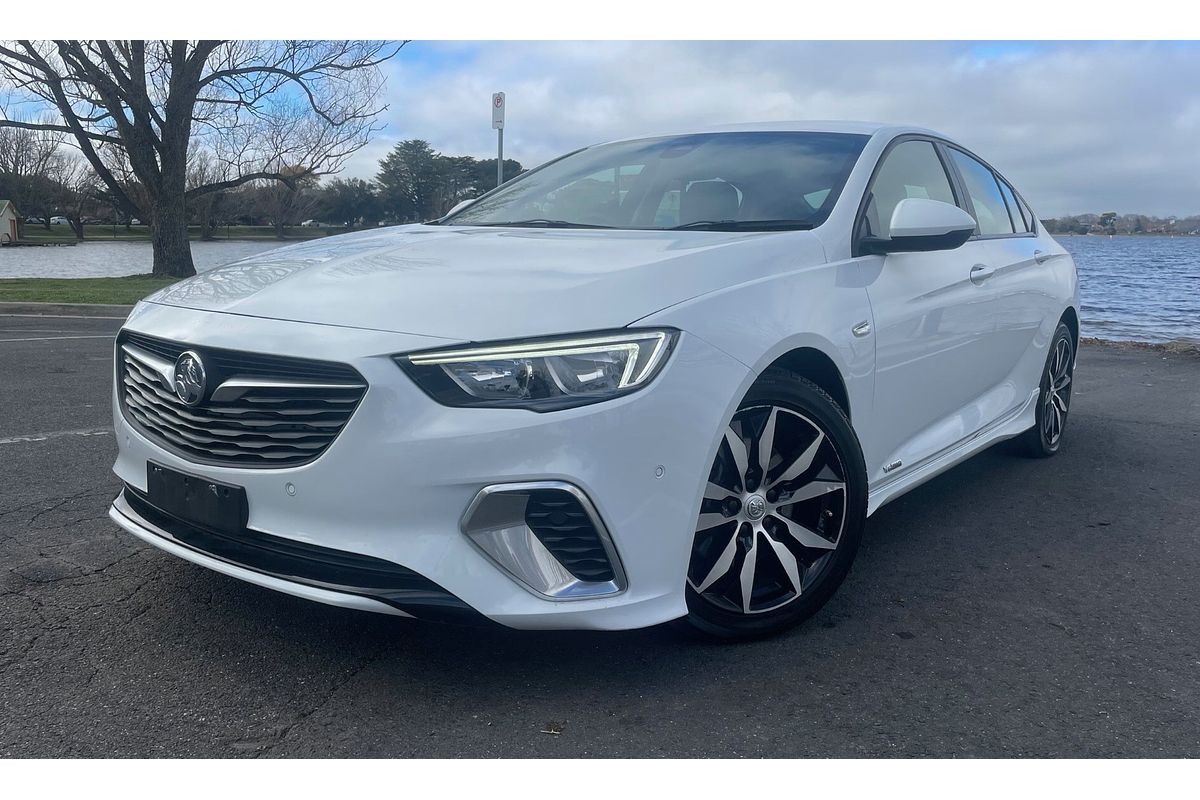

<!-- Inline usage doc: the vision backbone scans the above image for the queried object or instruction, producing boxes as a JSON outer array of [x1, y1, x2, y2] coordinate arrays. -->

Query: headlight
[[397, 329, 678, 411]]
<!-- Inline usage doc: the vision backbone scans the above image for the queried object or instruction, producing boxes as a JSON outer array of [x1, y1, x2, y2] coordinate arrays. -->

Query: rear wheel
[[1016, 322, 1075, 458], [683, 372, 867, 640]]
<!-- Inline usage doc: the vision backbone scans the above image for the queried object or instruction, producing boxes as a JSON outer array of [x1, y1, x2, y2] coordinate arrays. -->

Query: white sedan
[[109, 122, 1078, 639]]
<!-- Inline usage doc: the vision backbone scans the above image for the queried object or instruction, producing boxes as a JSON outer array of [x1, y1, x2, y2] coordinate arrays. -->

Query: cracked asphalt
[[1, 313, 1198, 757]]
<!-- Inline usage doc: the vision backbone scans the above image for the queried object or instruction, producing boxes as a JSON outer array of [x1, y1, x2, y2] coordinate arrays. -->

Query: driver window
[[862, 140, 958, 239]]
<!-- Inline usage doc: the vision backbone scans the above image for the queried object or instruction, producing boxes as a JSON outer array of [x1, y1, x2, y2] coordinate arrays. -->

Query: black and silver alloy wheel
[[684, 372, 867, 640], [1018, 322, 1075, 458], [1042, 335, 1073, 447], [690, 405, 847, 613]]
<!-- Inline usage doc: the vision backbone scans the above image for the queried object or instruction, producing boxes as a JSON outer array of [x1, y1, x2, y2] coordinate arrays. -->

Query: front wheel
[[683, 372, 867, 640]]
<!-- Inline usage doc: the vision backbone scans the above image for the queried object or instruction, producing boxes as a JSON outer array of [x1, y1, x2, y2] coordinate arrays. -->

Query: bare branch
[[185, 169, 310, 199], [0, 117, 120, 144]]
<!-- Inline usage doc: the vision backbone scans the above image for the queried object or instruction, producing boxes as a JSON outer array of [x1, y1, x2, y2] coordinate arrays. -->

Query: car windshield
[[440, 131, 869, 231]]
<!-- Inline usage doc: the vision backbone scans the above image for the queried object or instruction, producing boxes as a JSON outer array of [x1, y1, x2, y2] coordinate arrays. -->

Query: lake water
[[1, 234, 1197, 344], [1058, 236, 1199, 344], [0, 240, 283, 279]]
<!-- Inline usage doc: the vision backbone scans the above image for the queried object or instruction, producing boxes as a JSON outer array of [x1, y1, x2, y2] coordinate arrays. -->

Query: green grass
[[0, 275, 181, 305], [19, 224, 330, 243]]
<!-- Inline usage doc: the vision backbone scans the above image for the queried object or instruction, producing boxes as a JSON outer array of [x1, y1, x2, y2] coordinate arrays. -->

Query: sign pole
[[492, 91, 506, 188]]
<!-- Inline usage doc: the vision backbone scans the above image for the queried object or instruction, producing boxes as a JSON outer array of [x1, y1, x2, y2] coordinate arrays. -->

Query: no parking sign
[[492, 92, 505, 130]]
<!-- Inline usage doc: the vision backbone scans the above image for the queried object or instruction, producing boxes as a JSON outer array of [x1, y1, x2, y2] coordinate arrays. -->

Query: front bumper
[[110, 302, 750, 630]]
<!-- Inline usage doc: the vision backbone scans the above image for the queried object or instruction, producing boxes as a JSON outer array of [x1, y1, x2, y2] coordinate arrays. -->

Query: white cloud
[[343, 41, 1200, 217]]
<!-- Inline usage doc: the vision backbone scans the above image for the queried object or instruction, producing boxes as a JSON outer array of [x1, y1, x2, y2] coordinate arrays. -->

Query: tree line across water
[[1040, 211, 1200, 236], [1, 130, 523, 239]]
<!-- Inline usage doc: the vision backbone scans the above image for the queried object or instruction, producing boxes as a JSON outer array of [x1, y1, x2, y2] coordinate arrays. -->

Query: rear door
[[944, 147, 1059, 419], [858, 138, 1004, 483]]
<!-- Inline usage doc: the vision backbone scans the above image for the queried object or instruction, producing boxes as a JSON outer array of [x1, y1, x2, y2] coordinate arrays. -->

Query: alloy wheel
[[1043, 336, 1073, 446], [688, 404, 848, 615]]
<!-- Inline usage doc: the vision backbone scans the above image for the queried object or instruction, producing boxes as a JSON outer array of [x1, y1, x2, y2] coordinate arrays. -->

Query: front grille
[[117, 331, 366, 468], [122, 331, 358, 382], [525, 489, 616, 582]]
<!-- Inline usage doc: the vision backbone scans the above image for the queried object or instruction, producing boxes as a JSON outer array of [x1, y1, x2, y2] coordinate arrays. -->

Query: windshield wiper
[[475, 219, 616, 229], [669, 219, 815, 231]]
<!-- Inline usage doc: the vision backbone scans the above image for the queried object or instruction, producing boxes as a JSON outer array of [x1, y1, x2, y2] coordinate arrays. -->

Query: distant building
[[0, 199, 19, 243]]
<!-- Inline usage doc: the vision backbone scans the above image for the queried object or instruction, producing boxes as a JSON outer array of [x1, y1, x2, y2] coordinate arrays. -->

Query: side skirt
[[866, 387, 1039, 515]]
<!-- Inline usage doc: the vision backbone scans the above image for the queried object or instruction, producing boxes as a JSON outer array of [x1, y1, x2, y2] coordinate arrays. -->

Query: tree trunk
[[197, 201, 215, 241], [150, 192, 196, 278]]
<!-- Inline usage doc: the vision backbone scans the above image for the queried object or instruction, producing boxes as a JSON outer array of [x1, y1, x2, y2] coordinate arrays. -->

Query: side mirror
[[445, 198, 476, 217], [861, 198, 977, 254]]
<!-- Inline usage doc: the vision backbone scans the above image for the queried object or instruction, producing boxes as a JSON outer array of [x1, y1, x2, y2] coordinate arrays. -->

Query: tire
[[1015, 322, 1075, 458], [682, 371, 867, 641]]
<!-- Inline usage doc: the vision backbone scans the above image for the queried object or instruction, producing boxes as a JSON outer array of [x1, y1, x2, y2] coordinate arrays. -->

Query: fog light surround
[[460, 481, 626, 600]]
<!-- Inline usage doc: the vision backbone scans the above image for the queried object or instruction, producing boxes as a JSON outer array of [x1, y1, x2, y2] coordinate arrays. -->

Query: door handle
[[969, 264, 996, 285], [1034, 249, 1052, 265]]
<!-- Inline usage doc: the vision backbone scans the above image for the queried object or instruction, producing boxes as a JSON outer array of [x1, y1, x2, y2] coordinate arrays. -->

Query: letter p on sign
[[492, 92, 505, 130]]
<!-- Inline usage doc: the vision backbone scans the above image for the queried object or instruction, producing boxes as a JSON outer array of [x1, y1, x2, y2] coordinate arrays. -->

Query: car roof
[[596, 120, 946, 146]]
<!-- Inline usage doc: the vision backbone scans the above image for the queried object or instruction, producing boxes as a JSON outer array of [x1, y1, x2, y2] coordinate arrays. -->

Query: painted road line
[[0, 329, 92, 334], [0, 428, 114, 446], [0, 313, 128, 320], [0, 335, 116, 343]]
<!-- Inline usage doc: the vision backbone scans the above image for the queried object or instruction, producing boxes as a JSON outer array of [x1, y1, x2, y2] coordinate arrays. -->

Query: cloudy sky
[[347, 41, 1200, 217]]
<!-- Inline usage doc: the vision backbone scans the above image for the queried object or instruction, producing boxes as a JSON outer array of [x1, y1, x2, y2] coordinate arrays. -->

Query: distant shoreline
[[1053, 232, 1199, 238], [1081, 337, 1200, 356]]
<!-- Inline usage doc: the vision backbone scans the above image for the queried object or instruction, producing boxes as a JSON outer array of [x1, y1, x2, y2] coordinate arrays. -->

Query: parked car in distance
[[108, 122, 1079, 639], [24, 216, 42, 224], [49, 216, 68, 225], [299, 219, 321, 227]]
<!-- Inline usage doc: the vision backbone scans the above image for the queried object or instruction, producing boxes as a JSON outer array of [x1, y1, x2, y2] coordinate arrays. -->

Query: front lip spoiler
[[110, 489, 491, 626]]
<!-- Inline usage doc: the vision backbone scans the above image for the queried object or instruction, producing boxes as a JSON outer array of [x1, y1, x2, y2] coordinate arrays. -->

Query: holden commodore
[[109, 122, 1079, 639]]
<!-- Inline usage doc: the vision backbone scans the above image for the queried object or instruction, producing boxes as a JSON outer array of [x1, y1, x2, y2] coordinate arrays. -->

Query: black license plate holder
[[146, 462, 248, 535]]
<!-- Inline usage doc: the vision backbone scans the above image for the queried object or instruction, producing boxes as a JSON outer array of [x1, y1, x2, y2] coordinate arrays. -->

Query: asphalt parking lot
[[1, 312, 1198, 758]]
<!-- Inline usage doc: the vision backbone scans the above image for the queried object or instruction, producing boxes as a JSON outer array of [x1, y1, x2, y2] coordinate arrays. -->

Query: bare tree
[[0, 118, 63, 176], [255, 170, 320, 238], [187, 150, 228, 240], [0, 119, 66, 227], [0, 40, 402, 276], [49, 155, 100, 239]]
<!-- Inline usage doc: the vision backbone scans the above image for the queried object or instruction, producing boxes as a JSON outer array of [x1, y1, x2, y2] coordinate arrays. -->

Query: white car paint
[[143, 224, 825, 342], [108, 121, 1079, 629]]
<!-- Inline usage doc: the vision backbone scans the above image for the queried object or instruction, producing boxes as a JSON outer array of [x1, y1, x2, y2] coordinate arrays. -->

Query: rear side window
[[1004, 180, 1036, 233], [1016, 194, 1036, 233], [862, 140, 958, 238], [995, 177, 1028, 233], [949, 149, 1015, 235]]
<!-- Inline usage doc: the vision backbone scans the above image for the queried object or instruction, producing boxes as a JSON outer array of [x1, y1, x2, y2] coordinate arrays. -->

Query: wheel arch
[[759, 346, 852, 421], [1060, 305, 1080, 351]]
